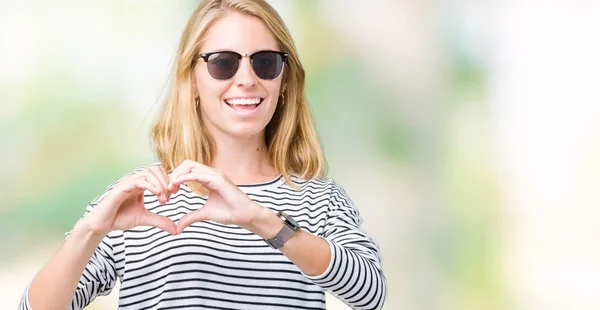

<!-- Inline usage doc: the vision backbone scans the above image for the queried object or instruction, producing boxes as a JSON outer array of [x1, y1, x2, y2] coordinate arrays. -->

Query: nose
[[234, 57, 257, 88]]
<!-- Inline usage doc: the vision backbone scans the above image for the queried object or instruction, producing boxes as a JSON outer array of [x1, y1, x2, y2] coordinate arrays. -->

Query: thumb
[[140, 211, 177, 235], [177, 208, 210, 234]]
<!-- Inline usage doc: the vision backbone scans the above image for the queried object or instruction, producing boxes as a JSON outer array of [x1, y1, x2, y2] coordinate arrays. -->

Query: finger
[[167, 163, 191, 192], [140, 211, 177, 235], [150, 166, 172, 200], [170, 172, 223, 191], [108, 177, 161, 207], [150, 166, 170, 189], [144, 169, 169, 204], [168, 160, 216, 184], [168, 160, 194, 181], [119, 177, 162, 197], [176, 208, 210, 234], [168, 182, 181, 194], [144, 168, 166, 193]]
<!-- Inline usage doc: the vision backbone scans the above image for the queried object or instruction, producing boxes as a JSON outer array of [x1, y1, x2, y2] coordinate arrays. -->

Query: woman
[[20, 0, 387, 309]]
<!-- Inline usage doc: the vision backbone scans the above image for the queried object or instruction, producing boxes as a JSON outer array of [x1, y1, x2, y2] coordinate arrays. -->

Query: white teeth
[[225, 98, 261, 105]]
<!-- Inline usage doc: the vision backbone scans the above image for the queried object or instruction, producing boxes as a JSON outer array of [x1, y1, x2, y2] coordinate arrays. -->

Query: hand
[[168, 160, 265, 234], [82, 166, 178, 236]]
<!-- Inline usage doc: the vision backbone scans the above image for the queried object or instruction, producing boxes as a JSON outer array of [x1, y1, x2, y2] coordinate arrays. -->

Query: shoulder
[[287, 176, 354, 203], [292, 177, 362, 226], [288, 175, 334, 188]]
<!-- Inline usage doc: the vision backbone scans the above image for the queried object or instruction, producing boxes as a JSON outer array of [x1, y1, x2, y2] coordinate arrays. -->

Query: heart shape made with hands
[[143, 161, 260, 236]]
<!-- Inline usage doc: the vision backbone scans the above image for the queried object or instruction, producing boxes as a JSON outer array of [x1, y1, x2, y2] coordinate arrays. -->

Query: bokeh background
[[2, 0, 600, 309]]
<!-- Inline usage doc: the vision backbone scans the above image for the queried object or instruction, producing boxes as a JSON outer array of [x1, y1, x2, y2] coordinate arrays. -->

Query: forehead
[[201, 11, 279, 53]]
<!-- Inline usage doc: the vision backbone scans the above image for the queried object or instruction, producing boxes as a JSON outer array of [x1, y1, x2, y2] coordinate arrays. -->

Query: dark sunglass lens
[[252, 52, 284, 80], [207, 52, 240, 80]]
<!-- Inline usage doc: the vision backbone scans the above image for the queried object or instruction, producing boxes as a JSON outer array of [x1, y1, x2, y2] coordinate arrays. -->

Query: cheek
[[195, 71, 227, 101], [267, 81, 283, 97]]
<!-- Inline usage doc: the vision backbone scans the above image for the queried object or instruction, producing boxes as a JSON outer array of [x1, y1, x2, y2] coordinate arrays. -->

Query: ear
[[280, 82, 287, 94]]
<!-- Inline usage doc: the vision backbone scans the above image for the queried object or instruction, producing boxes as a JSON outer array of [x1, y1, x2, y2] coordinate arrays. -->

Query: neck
[[209, 131, 278, 185]]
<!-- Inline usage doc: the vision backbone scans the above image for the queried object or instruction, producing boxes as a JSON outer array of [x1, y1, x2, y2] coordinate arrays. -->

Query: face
[[192, 11, 284, 140]]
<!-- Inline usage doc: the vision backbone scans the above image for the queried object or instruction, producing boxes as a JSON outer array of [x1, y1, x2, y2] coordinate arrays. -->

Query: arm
[[19, 165, 177, 310], [248, 181, 387, 310], [247, 208, 332, 276], [21, 220, 117, 310]]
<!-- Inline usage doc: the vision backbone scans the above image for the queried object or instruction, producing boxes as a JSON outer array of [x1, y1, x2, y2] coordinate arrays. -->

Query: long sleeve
[[18, 183, 121, 310], [305, 180, 387, 310], [18, 226, 119, 310], [70, 231, 119, 309]]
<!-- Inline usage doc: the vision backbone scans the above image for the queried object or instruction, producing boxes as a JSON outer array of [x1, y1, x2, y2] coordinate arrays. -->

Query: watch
[[265, 211, 300, 249]]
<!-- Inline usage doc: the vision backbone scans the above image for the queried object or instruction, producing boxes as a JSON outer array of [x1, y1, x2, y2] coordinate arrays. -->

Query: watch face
[[287, 216, 299, 229], [280, 212, 300, 230]]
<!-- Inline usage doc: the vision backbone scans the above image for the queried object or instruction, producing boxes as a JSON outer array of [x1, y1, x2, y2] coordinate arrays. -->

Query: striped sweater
[[20, 166, 387, 309]]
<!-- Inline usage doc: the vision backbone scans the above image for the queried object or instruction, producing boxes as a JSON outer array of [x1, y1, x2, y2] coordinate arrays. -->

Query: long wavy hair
[[152, 0, 326, 194]]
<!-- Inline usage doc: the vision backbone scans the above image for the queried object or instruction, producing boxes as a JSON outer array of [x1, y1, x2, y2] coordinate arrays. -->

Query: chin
[[226, 124, 267, 139]]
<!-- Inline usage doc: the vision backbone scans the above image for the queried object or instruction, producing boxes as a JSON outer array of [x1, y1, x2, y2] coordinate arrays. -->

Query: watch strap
[[265, 211, 300, 249], [265, 224, 295, 249]]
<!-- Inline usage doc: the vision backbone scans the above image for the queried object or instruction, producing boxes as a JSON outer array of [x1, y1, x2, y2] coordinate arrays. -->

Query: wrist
[[75, 216, 109, 239], [70, 217, 107, 247], [245, 205, 284, 239]]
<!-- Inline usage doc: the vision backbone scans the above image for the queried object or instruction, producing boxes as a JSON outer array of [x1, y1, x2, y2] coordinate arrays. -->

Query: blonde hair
[[152, 0, 326, 194]]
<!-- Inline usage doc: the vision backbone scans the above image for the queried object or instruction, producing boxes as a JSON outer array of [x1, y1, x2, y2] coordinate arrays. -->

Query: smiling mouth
[[224, 98, 264, 111]]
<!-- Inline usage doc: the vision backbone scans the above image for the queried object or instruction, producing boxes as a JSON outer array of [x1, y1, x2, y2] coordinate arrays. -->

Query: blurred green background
[[2, 1, 600, 309]]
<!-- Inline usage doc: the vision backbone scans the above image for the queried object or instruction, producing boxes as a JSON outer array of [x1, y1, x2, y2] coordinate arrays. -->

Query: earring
[[279, 93, 285, 106], [195, 97, 199, 107]]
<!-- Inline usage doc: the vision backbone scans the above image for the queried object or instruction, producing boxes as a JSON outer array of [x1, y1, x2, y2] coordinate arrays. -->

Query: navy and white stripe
[[20, 165, 386, 310]]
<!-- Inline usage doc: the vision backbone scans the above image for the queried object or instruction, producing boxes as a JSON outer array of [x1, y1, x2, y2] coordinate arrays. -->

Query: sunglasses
[[197, 50, 289, 80]]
